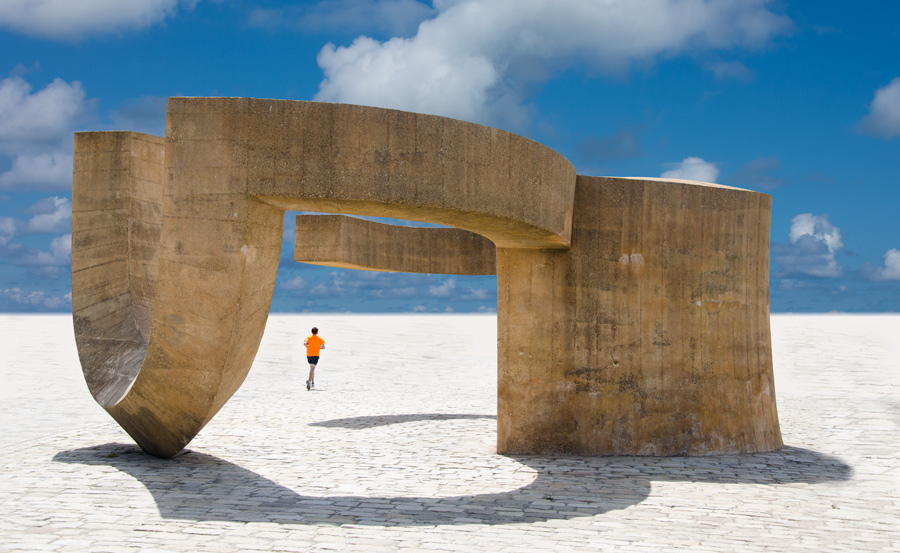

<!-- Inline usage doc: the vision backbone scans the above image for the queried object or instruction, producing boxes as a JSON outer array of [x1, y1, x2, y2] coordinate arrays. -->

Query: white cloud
[[19, 233, 71, 267], [0, 76, 90, 192], [0, 0, 191, 40], [0, 152, 73, 190], [0, 287, 70, 310], [370, 287, 417, 298], [857, 77, 900, 138], [23, 196, 71, 233], [660, 157, 720, 182], [773, 214, 843, 278], [428, 278, 456, 297], [868, 248, 900, 281], [49, 232, 71, 260], [0, 216, 17, 246], [788, 214, 842, 253], [0, 76, 89, 150], [310, 283, 329, 296], [460, 287, 490, 301], [317, 35, 502, 124], [314, 0, 791, 126], [280, 275, 308, 291]]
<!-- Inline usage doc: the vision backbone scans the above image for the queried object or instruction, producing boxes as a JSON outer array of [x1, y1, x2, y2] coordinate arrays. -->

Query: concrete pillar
[[497, 176, 781, 455]]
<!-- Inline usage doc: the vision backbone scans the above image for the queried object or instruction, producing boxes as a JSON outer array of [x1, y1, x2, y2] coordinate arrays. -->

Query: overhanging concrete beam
[[294, 215, 496, 275]]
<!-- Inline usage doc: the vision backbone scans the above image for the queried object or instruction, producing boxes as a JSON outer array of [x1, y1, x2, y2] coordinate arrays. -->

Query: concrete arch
[[72, 98, 781, 459], [73, 98, 575, 458]]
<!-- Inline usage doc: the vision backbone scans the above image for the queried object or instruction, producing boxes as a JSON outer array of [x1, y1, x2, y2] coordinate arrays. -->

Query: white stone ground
[[0, 313, 898, 552]]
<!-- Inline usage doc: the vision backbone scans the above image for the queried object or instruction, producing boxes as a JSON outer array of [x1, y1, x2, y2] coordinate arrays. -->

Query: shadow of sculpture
[[54, 413, 852, 527], [309, 413, 497, 429]]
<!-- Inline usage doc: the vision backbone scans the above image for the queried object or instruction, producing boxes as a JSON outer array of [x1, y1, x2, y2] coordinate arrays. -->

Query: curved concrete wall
[[167, 98, 577, 249], [497, 176, 781, 455], [73, 129, 283, 458], [72, 131, 163, 408], [72, 98, 781, 458]]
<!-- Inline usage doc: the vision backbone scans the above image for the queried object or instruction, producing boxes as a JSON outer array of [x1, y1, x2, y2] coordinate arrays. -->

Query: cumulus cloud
[[0, 216, 17, 247], [19, 233, 71, 267], [0, 287, 70, 310], [314, 0, 791, 127], [249, 0, 434, 37], [773, 213, 843, 278], [0, 231, 72, 279], [300, 269, 441, 300], [0, 197, 71, 267], [370, 287, 418, 298], [23, 196, 71, 233], [866, 249, 900, 281], [857, 77, 900, 138], [280, 275, 308, 291], [0, 76, 89, 150], [0, 0, 193, 40], [428, 278, 456, 297], [660, 157, 720, 182], [0, 152, 73, 191], [317, 34, 503, 124], [0, 76, 91, 192], [460, 287, 491, 301]]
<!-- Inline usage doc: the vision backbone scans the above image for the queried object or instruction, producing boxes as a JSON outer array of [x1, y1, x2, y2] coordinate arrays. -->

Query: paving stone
[[1, 314, 898, 552]]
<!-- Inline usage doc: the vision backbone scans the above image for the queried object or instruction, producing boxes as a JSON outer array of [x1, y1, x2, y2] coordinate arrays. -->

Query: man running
[[304, 327, 325, 390]]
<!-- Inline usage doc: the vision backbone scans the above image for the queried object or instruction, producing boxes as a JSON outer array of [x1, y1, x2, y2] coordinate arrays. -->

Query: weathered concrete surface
[[169, 97, 577, 249], [290, 177, 781, 455], [72, 97, 779, 458], [72, 98, 575, 457], [294, 214, 496, 275], [73, 129, 283, 458], [497, 176, 780, 455], [71, 131, 163, 408]]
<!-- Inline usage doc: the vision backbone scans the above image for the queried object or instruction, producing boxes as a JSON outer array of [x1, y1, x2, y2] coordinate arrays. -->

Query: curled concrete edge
[[71, 131, 163, 411]]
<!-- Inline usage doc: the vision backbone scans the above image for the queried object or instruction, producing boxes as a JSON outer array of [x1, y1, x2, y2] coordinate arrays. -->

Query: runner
[[303, 327, 325, 390]]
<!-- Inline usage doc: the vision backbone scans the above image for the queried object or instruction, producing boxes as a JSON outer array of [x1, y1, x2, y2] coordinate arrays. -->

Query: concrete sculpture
[[72, 98, 782, 458]]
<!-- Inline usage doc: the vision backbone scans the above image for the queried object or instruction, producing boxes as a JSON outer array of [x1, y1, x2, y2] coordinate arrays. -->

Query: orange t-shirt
[[305, 335, 324, 356]]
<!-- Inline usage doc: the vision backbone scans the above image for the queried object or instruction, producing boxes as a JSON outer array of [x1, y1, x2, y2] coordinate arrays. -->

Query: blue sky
[[0, 0, 898, 313]]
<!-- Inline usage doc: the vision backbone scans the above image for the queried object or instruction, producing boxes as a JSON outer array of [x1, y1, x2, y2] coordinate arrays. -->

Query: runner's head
[[311, 327, 318, 335]]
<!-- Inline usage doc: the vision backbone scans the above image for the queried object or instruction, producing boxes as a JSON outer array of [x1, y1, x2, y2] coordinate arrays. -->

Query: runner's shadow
[[54, 421, 852, 527]]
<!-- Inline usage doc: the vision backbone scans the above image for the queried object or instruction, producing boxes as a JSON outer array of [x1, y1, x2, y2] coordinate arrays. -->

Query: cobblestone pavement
[[1, 314, 898, 552]]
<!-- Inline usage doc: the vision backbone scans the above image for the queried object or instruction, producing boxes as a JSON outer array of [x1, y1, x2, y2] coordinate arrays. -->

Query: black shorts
[[307, 356, 319, 364]]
